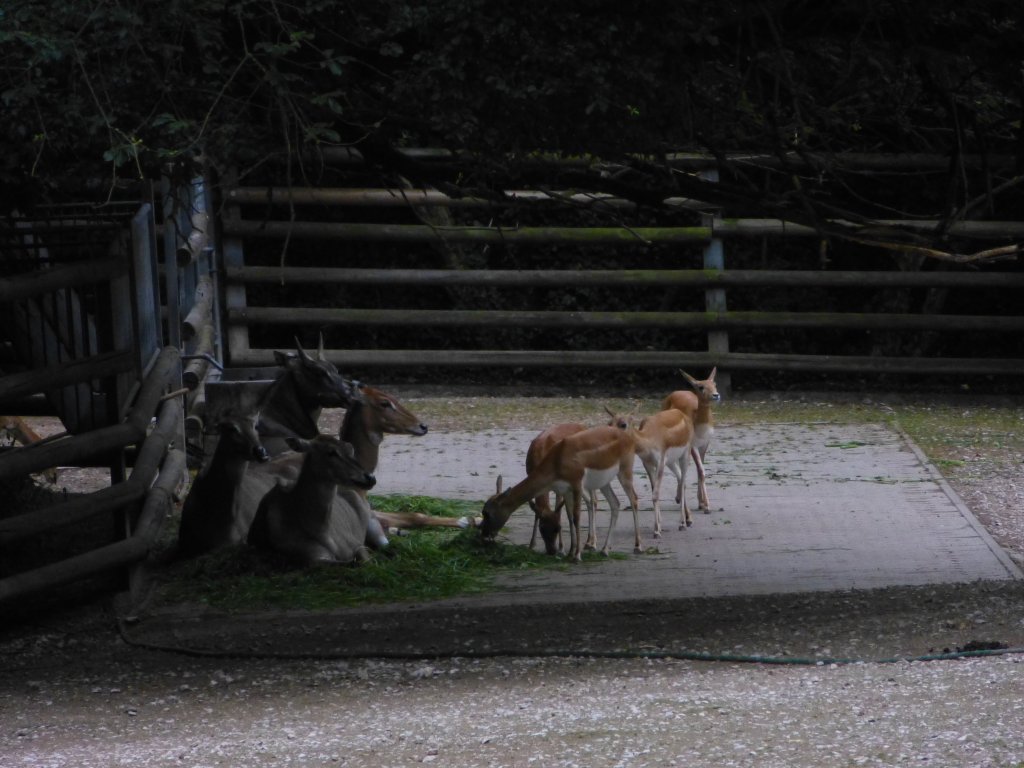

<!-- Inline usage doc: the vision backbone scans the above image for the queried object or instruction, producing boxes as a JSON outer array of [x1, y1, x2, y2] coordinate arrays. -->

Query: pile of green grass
[[157, 495, 610, 612]]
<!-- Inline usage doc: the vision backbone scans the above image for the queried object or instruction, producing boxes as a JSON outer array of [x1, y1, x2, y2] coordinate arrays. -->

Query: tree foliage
[[2, 0, 1022, 254]]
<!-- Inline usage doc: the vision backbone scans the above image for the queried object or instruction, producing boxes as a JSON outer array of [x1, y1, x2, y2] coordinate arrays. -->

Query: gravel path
[[2, 393, 1023, 767]]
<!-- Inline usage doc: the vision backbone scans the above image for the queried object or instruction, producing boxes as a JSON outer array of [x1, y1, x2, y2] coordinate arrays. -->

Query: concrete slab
[[374, 422, 1022, 604]]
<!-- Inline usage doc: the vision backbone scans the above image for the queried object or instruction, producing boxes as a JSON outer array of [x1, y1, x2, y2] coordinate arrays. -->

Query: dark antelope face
[[217, 411, 270, 462], [681, 367, 721, 404], [536, 509, 562, 556], [285, 338, 360, 408], [288, 435, 376, 490], [478, 476, 507, 540]]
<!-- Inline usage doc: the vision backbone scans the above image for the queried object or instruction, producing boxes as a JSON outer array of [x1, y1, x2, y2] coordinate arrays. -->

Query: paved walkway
[[374, 422, 1022, 605]]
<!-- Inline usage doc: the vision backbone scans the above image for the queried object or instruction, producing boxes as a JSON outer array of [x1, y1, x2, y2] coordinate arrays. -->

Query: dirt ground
[[2, 391, 1023, 767]]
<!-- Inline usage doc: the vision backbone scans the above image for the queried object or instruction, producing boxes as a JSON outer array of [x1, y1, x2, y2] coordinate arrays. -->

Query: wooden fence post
[[700, 169, 731, 393], [221, 171, 251, 365]]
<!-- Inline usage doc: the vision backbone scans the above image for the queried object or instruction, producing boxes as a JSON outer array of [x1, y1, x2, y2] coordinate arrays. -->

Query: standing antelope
[[478, 424, 641, 561], [247, 435, 377, 565], [661, 367, 720, 513], [177, 408, 270, 557], [630, 408, 696, 535]]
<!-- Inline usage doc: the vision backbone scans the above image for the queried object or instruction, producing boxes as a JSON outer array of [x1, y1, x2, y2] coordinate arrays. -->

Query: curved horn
[[495, 475, 503, 494], [295, 337, 313, 363], [317, 332, 326, 361]]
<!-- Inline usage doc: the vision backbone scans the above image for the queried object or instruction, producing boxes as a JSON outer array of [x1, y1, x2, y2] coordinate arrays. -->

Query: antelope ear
[[273, 350, 290, 366], [495, 475, 503, 494]]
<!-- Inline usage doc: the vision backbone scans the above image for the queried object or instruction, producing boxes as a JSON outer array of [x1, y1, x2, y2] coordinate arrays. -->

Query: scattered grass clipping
[[157, 494, 614, 612]]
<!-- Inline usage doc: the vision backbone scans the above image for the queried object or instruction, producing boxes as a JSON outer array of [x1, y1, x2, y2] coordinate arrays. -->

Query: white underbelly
[[583, 465, 618, 491], [663, 444, 688, 464]]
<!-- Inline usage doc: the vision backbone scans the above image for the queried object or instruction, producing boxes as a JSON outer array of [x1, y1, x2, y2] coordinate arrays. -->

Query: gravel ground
[[2, 392, 1023, 767]]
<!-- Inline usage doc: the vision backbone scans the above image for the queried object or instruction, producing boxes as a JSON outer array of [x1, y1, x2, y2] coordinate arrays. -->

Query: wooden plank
[[224, 266, 1024, 290], [235, 347, 1024, 375], [220, 172, 252, 365], [228, 306, 1024, 333], [316, 147, 1016, 172], [0, 258, 125, 303], [224, 186, 704, 210], [0, 350, 134, 401], [131, 204, 163, 370], [0, 449, 185, 605], [222, 219, 712, 245]]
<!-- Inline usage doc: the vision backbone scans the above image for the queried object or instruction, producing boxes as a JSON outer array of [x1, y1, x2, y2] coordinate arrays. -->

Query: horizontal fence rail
[[221, 164, 1024, 380]]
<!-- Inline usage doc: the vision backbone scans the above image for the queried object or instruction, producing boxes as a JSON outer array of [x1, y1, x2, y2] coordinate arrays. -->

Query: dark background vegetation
[[3, 1, 1022, 391]]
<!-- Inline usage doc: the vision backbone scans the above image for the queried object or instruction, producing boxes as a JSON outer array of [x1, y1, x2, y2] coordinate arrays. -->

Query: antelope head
[[680, 367, 721, 404], [285, 434, 377, 490], [215, 410, 271, 463], [478, 475, 507, 540], [285, 336, 360, 408], [358, 384, 428, 438]]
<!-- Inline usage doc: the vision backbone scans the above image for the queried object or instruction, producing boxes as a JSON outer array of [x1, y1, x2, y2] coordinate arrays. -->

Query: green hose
[[117, 619, 1023, 665]]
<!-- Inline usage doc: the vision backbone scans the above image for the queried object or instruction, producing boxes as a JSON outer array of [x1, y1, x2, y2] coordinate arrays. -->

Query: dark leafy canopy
[[2, 0, 1022, 237]]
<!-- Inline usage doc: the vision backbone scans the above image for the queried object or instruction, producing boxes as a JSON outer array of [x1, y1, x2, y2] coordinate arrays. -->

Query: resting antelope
[[629, 408, 695, 534], [257, 336, 360, 456], [478, 424, 641, 561], [339, 383, 475, 534], [247, 435, 377, 565], [661, 367, 720, 513], [178, 407, 270, 557]]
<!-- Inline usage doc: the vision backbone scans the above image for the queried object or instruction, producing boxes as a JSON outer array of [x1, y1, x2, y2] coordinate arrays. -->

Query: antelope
[[478, 424, 641, 561], [177, 407, 270, 557], [257, 336, 360, 456], [339, 383, 475, 534], [661, 367, 721, 513], [629, 408, 696, 535], [527, 409, 632, 553], [247, 435, 377, 565], [1, 415, 58, 484]]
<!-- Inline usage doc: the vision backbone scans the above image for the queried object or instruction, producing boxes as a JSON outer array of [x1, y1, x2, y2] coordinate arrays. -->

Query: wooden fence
[[220, 154, 1024, 385], [0, 178, 220, 607]]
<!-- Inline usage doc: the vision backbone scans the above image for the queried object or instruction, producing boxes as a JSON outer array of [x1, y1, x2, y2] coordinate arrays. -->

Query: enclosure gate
[[0, 178, 220, 606]]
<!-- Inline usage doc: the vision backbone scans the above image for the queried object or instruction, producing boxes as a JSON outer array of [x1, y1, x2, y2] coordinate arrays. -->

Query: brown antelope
[[247, 435, 377, 565], [177, 407, 270, 557], [1, 415, 58, 483], [256, 337, 360, 456], [630, 408, 696, 535], [478, 424, 641, 561], [661, 367, 720, 513], [527, 408, 632, 553], [339, 383, 474, 534], [525, 422, 586, 555]]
